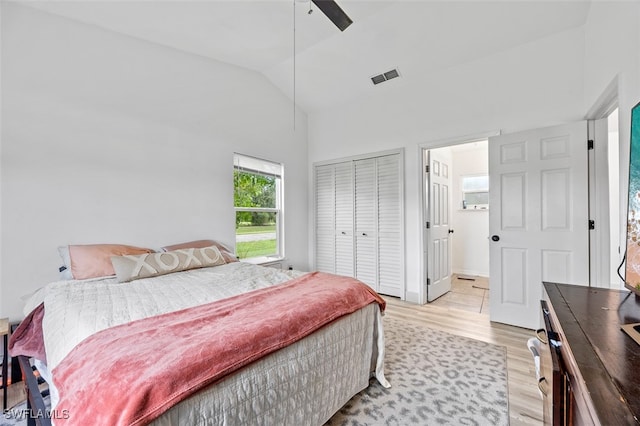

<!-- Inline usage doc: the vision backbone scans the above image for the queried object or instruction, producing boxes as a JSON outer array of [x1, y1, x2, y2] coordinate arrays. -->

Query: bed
[[9, 245, 389, 426]]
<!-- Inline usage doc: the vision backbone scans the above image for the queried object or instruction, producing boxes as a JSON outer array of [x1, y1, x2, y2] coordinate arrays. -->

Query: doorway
[[589, 107, 622, 288], [420, 101, 620, 328], [422, 139, 490, 313], [607, 108, 621, 287], [586, 78, 622, 290]]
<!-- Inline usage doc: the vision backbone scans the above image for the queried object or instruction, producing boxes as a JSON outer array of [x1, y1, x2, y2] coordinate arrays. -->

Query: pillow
[[161, 239, 238, 263], [57, 246, 74, 280], [111, 246, 227, 283], [67, 244, 154, 280]]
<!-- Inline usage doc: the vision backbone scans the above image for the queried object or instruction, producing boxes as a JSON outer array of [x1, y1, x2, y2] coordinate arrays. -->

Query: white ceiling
[[23, 0, 592, 114]]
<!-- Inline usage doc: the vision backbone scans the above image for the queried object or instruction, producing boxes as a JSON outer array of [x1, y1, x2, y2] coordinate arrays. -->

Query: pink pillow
[[69, 244, 154, 280], [161, 240, 238, 263]]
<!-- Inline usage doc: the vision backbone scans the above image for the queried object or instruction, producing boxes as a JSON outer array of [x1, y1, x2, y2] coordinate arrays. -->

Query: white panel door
[[355, 158, 378, 289], [426, 148, 453, 302], [377, 154, 403, 297], [489, 122, 589, 329]]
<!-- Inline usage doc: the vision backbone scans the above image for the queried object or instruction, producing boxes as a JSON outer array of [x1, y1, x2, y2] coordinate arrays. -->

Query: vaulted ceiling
[[23, 1, 592, 114]]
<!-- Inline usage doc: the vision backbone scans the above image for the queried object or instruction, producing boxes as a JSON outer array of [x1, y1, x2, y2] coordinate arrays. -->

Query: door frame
[[585, 76, 622, 288], [418, 131, 499, 305]]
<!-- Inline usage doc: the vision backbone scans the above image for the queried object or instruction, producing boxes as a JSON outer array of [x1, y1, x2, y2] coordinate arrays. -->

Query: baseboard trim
[[405, 291, 420, 304], [453, 269, 489, 279]]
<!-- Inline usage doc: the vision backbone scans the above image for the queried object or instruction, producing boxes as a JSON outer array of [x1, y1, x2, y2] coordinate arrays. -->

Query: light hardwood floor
[[430, 274, 491, 314], [3, 374, 29, 411], [384, 294, 544, 426]]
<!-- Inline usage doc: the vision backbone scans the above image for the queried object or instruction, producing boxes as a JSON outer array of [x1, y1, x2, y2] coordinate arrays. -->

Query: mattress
[[23, 262, 388, 425]]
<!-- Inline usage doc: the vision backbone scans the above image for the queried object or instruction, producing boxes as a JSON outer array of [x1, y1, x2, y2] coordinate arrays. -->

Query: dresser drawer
[[539, 299, 600, 426]]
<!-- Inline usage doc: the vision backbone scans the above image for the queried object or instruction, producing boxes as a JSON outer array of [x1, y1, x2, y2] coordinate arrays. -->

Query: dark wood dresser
[[540, 282, 640, 425]]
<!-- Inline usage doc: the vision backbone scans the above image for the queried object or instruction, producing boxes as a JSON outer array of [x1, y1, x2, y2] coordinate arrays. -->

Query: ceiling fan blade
[[311, 0, 353, 31]]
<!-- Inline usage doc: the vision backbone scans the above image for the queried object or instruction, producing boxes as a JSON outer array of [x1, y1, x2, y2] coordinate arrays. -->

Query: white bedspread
[[25, 262, 388, 425], [155, 303, 381, 426], [30, 262, 303, 371]]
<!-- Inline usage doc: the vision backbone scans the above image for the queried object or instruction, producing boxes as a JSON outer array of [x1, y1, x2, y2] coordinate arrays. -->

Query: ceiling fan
[[310, 0, 353, 31]]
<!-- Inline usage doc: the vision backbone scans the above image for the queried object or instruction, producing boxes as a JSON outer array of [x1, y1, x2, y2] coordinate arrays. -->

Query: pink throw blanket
[[8, 303, 47, 362], [52, 272, 385, 426]]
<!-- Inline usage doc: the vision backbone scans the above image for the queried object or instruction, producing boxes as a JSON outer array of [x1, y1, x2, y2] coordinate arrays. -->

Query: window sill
[[240, 256, 286, 266]]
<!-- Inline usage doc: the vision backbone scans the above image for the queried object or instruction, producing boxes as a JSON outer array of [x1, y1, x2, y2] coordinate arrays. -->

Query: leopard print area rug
[[326, 316, 509, 426]]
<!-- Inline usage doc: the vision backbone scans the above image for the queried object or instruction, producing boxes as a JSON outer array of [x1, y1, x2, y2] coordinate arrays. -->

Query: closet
[[314, 151, 404, 298]]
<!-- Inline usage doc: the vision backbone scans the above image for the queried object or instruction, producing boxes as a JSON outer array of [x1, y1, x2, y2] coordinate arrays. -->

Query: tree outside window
[[234, 154, 283, 259]]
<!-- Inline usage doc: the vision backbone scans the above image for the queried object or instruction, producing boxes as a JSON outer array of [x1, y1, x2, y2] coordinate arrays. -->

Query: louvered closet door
[[354, 159, 378, 289], [315, 153, 404, 297], [315, 165, 335, 273], [377, 154, 402, 297], [334, 162, 354, 277]]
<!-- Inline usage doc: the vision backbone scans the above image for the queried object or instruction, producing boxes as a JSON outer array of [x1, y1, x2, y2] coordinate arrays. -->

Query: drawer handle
[[538, 377, 548, 396], [535, 328, 548, 344]]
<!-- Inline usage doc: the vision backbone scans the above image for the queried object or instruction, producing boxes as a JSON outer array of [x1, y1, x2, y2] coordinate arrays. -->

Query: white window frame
[[233, 153, 284, 261], [461, 174, 489, 210]]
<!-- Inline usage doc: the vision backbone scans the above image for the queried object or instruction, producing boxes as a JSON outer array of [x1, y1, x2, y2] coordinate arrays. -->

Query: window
[[461, 175, 489, 209], [233, 153, 283, 260]]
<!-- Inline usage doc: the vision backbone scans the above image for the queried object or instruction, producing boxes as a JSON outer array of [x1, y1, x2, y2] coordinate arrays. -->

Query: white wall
[[583, 2, 640, 268], [0, 4, 309, 320], [4, 3, 637, 319], [451, 143, 489, 278], [308, 27, 585, 302]]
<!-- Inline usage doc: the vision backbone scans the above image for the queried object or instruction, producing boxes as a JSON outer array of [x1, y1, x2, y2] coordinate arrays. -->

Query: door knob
[[491, 235, 500, 242], [448, 229, 454, 234]]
